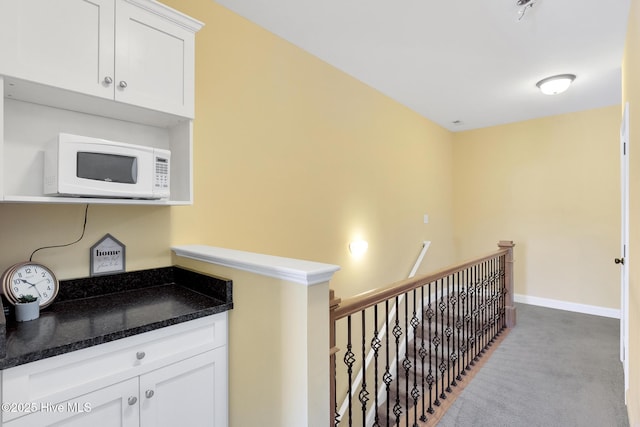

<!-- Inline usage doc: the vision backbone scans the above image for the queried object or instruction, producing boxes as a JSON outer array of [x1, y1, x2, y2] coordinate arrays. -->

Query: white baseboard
[[514, 294, 620, 319]]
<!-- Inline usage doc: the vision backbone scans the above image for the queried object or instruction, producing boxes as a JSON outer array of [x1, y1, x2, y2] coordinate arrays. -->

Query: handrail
[[333, 246, 509, 321], [329, 240, 516, 427]]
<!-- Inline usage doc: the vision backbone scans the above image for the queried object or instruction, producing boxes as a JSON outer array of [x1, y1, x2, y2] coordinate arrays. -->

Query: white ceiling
[[214, 0, 631, 131]]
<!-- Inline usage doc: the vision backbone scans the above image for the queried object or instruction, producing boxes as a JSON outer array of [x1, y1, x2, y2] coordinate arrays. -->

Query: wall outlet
[[423, 214, 429, 224]]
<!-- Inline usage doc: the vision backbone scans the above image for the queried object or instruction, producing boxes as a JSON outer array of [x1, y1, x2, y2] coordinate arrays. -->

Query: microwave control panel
[[153, 151, 171, 198]]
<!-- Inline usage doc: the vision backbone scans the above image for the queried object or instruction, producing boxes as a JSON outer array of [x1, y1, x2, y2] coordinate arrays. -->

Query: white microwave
[[44, 133, 170, 199]]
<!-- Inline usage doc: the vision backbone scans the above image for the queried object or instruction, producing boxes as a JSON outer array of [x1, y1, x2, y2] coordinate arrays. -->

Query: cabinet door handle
[[145, 390, 155, 399], [119, 80, 128, 89], [128, 396, 137, 406], [136, 351, 146, 360], [103, 76, 113, 85]]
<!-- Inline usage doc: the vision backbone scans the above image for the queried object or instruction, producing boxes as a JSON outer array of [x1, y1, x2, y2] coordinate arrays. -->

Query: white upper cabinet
[[0, 0, 202, 118], [0, 0, 202, 204], [115, 0, 198, 117], [0, 0, 115, 100]]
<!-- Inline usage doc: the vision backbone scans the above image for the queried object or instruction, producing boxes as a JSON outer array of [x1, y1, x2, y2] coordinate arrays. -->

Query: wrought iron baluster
[[344, 316, 355, 426], [393, 296, 403, 425], [488, 260, 493, 345], [470, 264, 478, 365], [433, 279, 441, 407], [410, 290, 420, 427], [402, 294, 409, 427], [384, 300, 392, 427], [497, 255, 502, 332], [479, 261, 487, 355], [403, 292, 411, 427], [483, 259, 489, 352], [360, 311, 369, 426], [438, 278, 447, 400], [479, 260, 485, 354], [426, 282, 435, 414], [445, 275, 453, 393], [492, 257, 498, 342], [484, 259, 490, 347], [455, 271, 463, 382], [490, 258, 495, 342], [500, 255, 507, 330], [419, 286, 428, 423], [460, 268, 469, 374], [372, 305, 381, 427]]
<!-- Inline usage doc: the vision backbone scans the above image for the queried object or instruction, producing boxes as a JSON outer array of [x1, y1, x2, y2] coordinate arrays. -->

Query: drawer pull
[[145, 390, 155, 399], [128, 396, 137, 406], [136, 351, 146, 360]]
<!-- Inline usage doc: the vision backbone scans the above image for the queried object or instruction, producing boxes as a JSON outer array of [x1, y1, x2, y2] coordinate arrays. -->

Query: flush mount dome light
[[536, 74, 576, 95]]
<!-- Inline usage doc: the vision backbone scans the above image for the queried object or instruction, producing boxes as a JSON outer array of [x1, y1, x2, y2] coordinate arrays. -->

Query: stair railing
[[334, 241, 431, 424], [329, 241, 515, 427]]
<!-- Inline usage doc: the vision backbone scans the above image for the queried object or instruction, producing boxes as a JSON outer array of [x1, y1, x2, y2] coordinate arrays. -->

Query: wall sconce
[[349, 240, 368, 257], [536, 74, 576, 95]]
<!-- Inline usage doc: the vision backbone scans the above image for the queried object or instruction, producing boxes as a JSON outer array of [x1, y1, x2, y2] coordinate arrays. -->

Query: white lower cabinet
[[1, 314, 228, 427], [140, 348, 227, 427], [5, 378, 140, 427]]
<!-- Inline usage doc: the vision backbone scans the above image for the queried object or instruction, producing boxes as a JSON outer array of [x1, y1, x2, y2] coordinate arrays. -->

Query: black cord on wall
[[29, 204, 90, 262]]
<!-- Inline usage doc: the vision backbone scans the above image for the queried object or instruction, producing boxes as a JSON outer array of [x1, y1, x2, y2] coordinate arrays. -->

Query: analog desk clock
[[1, 262, 59, 308]]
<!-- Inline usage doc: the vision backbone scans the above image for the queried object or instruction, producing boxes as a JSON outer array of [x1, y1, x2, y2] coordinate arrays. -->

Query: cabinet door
[[139, 348, 227, 427], [114, 0, 195, 117], [0, 0, 115, 99], [4, 378, 139, 427]]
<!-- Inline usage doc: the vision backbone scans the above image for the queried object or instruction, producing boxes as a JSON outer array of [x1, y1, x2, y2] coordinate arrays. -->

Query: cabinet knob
[[103, 76, 113, 85], [128, 396, 137, 406], [119, 80, 128, 89], [145, 390, 155, 399], [136, 351, 146, 360]]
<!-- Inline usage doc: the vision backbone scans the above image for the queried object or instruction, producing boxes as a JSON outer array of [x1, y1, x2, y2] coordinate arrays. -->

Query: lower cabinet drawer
[[2, 313, 227, 423]]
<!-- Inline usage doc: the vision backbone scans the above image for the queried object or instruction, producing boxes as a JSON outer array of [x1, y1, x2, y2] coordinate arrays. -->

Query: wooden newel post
[[329, 289, 341, 427], [498, 240, 516, 327]]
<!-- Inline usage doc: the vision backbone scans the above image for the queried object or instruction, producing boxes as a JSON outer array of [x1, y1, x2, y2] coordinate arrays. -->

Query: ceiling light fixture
[[517, 0, 536, 21], [536, 74, 576, 95]]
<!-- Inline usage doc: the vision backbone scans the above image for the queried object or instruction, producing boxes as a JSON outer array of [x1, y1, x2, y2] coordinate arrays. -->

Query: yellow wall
[[453, 106, 621, 309], [0, 204, 172, 279], [164, 0, 457, 298], [623, 0, 640, 423]]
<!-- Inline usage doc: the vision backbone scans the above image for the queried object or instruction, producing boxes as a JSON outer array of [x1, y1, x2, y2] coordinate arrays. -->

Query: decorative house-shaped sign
[[90, 233, 126, 277]]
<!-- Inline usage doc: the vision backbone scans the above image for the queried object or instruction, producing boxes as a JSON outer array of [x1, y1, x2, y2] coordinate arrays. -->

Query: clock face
[[1, 262, 59, 308]]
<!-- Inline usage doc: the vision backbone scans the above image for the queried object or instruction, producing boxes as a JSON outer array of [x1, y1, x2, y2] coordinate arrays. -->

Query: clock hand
[[19, 279, 43, 298]]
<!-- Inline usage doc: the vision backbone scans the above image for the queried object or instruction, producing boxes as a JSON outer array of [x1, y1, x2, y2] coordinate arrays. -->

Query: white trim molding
[[515, 294, 620, 319], [171, 245, 341, 286]]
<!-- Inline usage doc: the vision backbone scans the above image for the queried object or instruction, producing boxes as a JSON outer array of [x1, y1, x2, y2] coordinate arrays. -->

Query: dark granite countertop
[[0, 266, 233, 369]]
